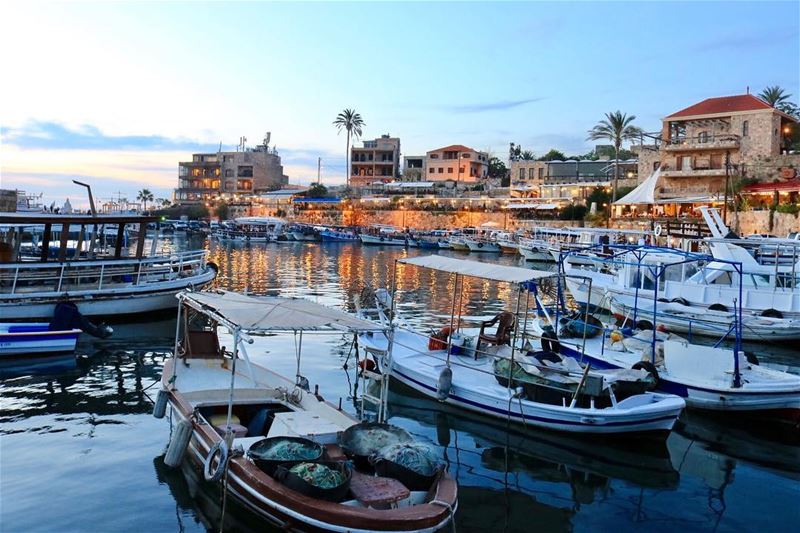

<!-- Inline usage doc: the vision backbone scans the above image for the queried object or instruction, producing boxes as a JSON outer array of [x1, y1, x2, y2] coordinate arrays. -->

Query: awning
[[742, 180, 800, 194], [615, 168, 661, 205], [398, 255, 554, 283], [181, 290, 386, 333]]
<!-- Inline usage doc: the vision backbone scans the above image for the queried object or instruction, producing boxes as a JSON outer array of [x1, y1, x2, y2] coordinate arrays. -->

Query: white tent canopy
[[398, 255, 554, 283], [614, 168, 661, 205], [181, 290, 386, 333]]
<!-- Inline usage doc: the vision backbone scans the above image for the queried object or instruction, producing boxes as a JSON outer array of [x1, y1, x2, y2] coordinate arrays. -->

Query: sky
[[1, 0, 798, 207]]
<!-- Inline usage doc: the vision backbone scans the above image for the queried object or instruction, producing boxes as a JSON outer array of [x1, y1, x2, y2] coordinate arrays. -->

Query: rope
[[430, 499, 457, 533]]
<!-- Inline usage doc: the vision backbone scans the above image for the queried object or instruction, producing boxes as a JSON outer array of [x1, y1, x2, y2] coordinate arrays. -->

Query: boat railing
[[0, 250, 209, 296]]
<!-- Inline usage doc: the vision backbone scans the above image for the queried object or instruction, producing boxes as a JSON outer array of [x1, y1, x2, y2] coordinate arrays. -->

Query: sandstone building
[[350, 134, 401, 187], [425, 144, 489, 183]]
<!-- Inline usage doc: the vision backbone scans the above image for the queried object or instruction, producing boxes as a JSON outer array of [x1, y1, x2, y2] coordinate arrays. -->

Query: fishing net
[[288, 463, 345, 489], [493, 357, 539, 384], [375, 442, 442, 476], [341, 425, 413, 456], [250, 439, 321, 462]]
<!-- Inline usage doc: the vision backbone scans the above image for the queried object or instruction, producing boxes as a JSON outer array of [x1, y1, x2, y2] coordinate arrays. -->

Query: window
[[538, 168, 544, 179], [429, 167, 434, 173], [528, 168, 535, 179], [459, 166, 465, 173], [192, 168, 201, 177], [462, 153, 471, 159], [438, 168, 444, 174], [698, 131, 709, 143], [237, 179, 253, 191], [223, 155, 232, 162], [447, 167, 453, 174], [238, 166, 253, 177], [742, 120, 749, 137], [225, 169, 234, 177], [519, 168, 525, 179], [430, 154, 439, 159], [180, 166, 188, 176]]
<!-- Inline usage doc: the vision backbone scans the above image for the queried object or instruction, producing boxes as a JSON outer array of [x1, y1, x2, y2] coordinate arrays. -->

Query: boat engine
[[50, 301, 114, 339]]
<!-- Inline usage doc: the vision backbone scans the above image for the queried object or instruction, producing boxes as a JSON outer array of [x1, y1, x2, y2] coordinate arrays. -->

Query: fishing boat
[[319, 227, 359, 242], [215, 217, 288, 243], [360, 225, 408, 246], [156, 290, 457, 532], [541, 245, 800, 425], [357, 255, 685, 436], [0, 213, 217, 320]]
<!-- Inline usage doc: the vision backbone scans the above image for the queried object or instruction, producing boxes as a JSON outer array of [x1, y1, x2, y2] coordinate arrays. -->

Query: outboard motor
[[50, 302, 114, 339]]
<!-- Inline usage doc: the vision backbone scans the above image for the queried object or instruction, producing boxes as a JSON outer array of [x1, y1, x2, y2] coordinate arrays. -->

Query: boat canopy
[[180, 290, 387, 333], [398, 255, 554, 283]]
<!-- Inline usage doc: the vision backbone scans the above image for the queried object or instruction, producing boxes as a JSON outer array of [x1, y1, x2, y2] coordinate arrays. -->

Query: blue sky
[[1, 1, 798, 205]]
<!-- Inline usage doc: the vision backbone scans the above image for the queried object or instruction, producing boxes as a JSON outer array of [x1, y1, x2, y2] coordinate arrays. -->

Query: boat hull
[[360, 234, 407, 246], [0, 326, 80, 356]]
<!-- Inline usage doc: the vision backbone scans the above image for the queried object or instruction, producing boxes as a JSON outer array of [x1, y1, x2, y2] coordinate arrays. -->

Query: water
[[2, 238, 799, 533]]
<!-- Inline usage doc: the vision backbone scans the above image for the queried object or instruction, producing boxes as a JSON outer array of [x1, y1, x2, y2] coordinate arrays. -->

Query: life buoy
[[478, 242, 484, 248], [204, 439, 229, 482], [429, 327, 452, 351], [654, 224, 663, 237], [380, 236, 385, 242]]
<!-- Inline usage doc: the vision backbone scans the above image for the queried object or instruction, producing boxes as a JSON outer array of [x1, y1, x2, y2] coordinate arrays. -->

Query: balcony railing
[[660, 162, 744, 178], [664, 134, 740, 151]]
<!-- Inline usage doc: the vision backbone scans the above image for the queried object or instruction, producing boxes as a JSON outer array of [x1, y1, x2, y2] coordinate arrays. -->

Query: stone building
[[350, 134, 401, 187], [402, 155, 426, 181], [174, 135, 289, 204], [425, 144, 488, 184], [655, 94, 798, 199], [510, 158, 637, 202]]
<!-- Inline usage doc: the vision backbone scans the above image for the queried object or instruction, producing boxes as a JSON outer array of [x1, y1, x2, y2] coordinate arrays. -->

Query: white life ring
[[654, 224, 663, 237], [203, 439, 229, 482]]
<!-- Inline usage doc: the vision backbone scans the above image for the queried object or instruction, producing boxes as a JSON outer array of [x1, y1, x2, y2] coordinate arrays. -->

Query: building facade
[[425, 144, 488, 184], [402, 155, 426, 181], [510, 158, 637, 201], [656, 94, 797, 199], [175, 137, 289, 204], [350, 134, 401, 187]]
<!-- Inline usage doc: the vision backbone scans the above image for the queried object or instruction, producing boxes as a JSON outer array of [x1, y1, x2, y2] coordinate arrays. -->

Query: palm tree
[[520, 150, 535, 160], [759, 85, 792, 108], [587, 111, 642, 202], [137, 189, 154, 212], [332, 109, 365, 188]]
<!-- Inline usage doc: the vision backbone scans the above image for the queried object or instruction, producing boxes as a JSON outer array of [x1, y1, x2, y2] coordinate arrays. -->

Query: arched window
[[742, 120, 749, 137]]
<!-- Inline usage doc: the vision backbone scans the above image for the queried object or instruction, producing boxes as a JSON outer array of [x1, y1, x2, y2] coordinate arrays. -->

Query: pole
[[317, 157, 321, 186], [723, 150, 730, 225]]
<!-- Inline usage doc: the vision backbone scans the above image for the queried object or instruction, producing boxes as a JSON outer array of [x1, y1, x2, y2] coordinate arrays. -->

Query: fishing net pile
[[343, 425, 412, 457], [254, 440, 321, 462], [374, 442, 442, 477], [289, 463, 345, 489]]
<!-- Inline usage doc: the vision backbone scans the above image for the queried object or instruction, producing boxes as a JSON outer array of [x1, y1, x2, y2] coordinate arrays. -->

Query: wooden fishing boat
[[156, 291, 457, 532]]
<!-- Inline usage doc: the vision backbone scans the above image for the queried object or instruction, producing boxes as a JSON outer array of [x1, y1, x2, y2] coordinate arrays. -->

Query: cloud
[[694, 27, 798, 53], [1, 121, 221, 152], [444, 97, 546, 113]]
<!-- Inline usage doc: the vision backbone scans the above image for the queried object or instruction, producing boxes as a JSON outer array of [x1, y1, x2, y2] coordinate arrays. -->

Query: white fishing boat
[[360, 225, 408, 246], [541, 246, 800, 425], [0, 213, 217, 319], [357, 256, 685, 436], [464, 238, 501, 253], [0, 323, 81, 357], [155, 290, 457, 532], [215, 216, 288, 243]]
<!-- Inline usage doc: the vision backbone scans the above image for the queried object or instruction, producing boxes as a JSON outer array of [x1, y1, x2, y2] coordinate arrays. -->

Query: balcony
[[664, 134, 740, 152]]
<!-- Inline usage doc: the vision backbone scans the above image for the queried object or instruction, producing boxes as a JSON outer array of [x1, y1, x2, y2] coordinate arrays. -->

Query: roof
[[666, 94, 773, 119], [428, 144, 476, 153], [398, 255, 554, 283], [181, 290, 386, 333]]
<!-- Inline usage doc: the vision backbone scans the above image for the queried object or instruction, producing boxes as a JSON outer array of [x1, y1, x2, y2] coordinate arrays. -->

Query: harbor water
[[2, 237, 799, 532]]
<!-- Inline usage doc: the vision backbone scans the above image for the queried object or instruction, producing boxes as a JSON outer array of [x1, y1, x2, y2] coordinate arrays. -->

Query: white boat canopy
[[398, 255, 554, 283], [180, 290, 387, 333], [614, 168, 661, 205]]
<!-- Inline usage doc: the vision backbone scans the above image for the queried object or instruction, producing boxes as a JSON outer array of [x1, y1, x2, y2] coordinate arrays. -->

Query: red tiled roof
[[666, 94, 774, 119], [430, 144, 475, 153]]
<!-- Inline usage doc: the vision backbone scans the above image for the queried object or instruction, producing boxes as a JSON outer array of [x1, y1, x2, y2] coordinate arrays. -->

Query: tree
[[215, 201, 230, 220], [488, 157, 507, 179], [137, 189, 154, 212], [520, 150, 535, 160], [587, 111, 642, 202], [306, 183, 329, 198], [759, 85, 792, 108], [157, 198, 171, 208], [538, 149, 566, 161], [332, 109, 365, 188]]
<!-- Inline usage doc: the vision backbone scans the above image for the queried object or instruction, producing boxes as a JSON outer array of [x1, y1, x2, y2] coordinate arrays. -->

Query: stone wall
[[0, 190, 17, 212], [745, 153, 800, 181], [734, 210, 800, 236], [291, 209, 578, 230]]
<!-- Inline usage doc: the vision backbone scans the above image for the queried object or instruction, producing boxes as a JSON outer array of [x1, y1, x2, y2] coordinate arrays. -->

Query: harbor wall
[[291, 209, 581, 230], [734, 210, 800, 237]]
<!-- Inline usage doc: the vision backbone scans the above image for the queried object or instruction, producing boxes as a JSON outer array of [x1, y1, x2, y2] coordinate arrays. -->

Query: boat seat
[[183, 330, 221, 358], [475, 312, 516, 358], [349, 470, 410, 508]]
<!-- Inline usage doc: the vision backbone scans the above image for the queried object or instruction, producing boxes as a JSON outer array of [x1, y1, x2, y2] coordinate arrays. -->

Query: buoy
[[152, 389, 169, 419], [164, 419, 193, 468], [436, 366, 453, 401]]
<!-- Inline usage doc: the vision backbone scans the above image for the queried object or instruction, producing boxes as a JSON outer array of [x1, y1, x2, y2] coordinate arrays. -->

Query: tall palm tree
[[587, 111, 642, 202], [332, 109, 365, 188], [520, 150, 535, 160], [137, 189, 154, 212], [759, 85, 792, 108]]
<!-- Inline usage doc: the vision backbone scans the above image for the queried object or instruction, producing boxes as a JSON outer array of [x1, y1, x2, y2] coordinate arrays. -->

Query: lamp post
[[723, 150, 731, 225]]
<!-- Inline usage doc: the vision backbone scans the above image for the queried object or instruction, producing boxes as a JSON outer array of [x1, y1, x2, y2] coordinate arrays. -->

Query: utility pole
[[317, 157, 321, 185], [723, 150, 730, 225]]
